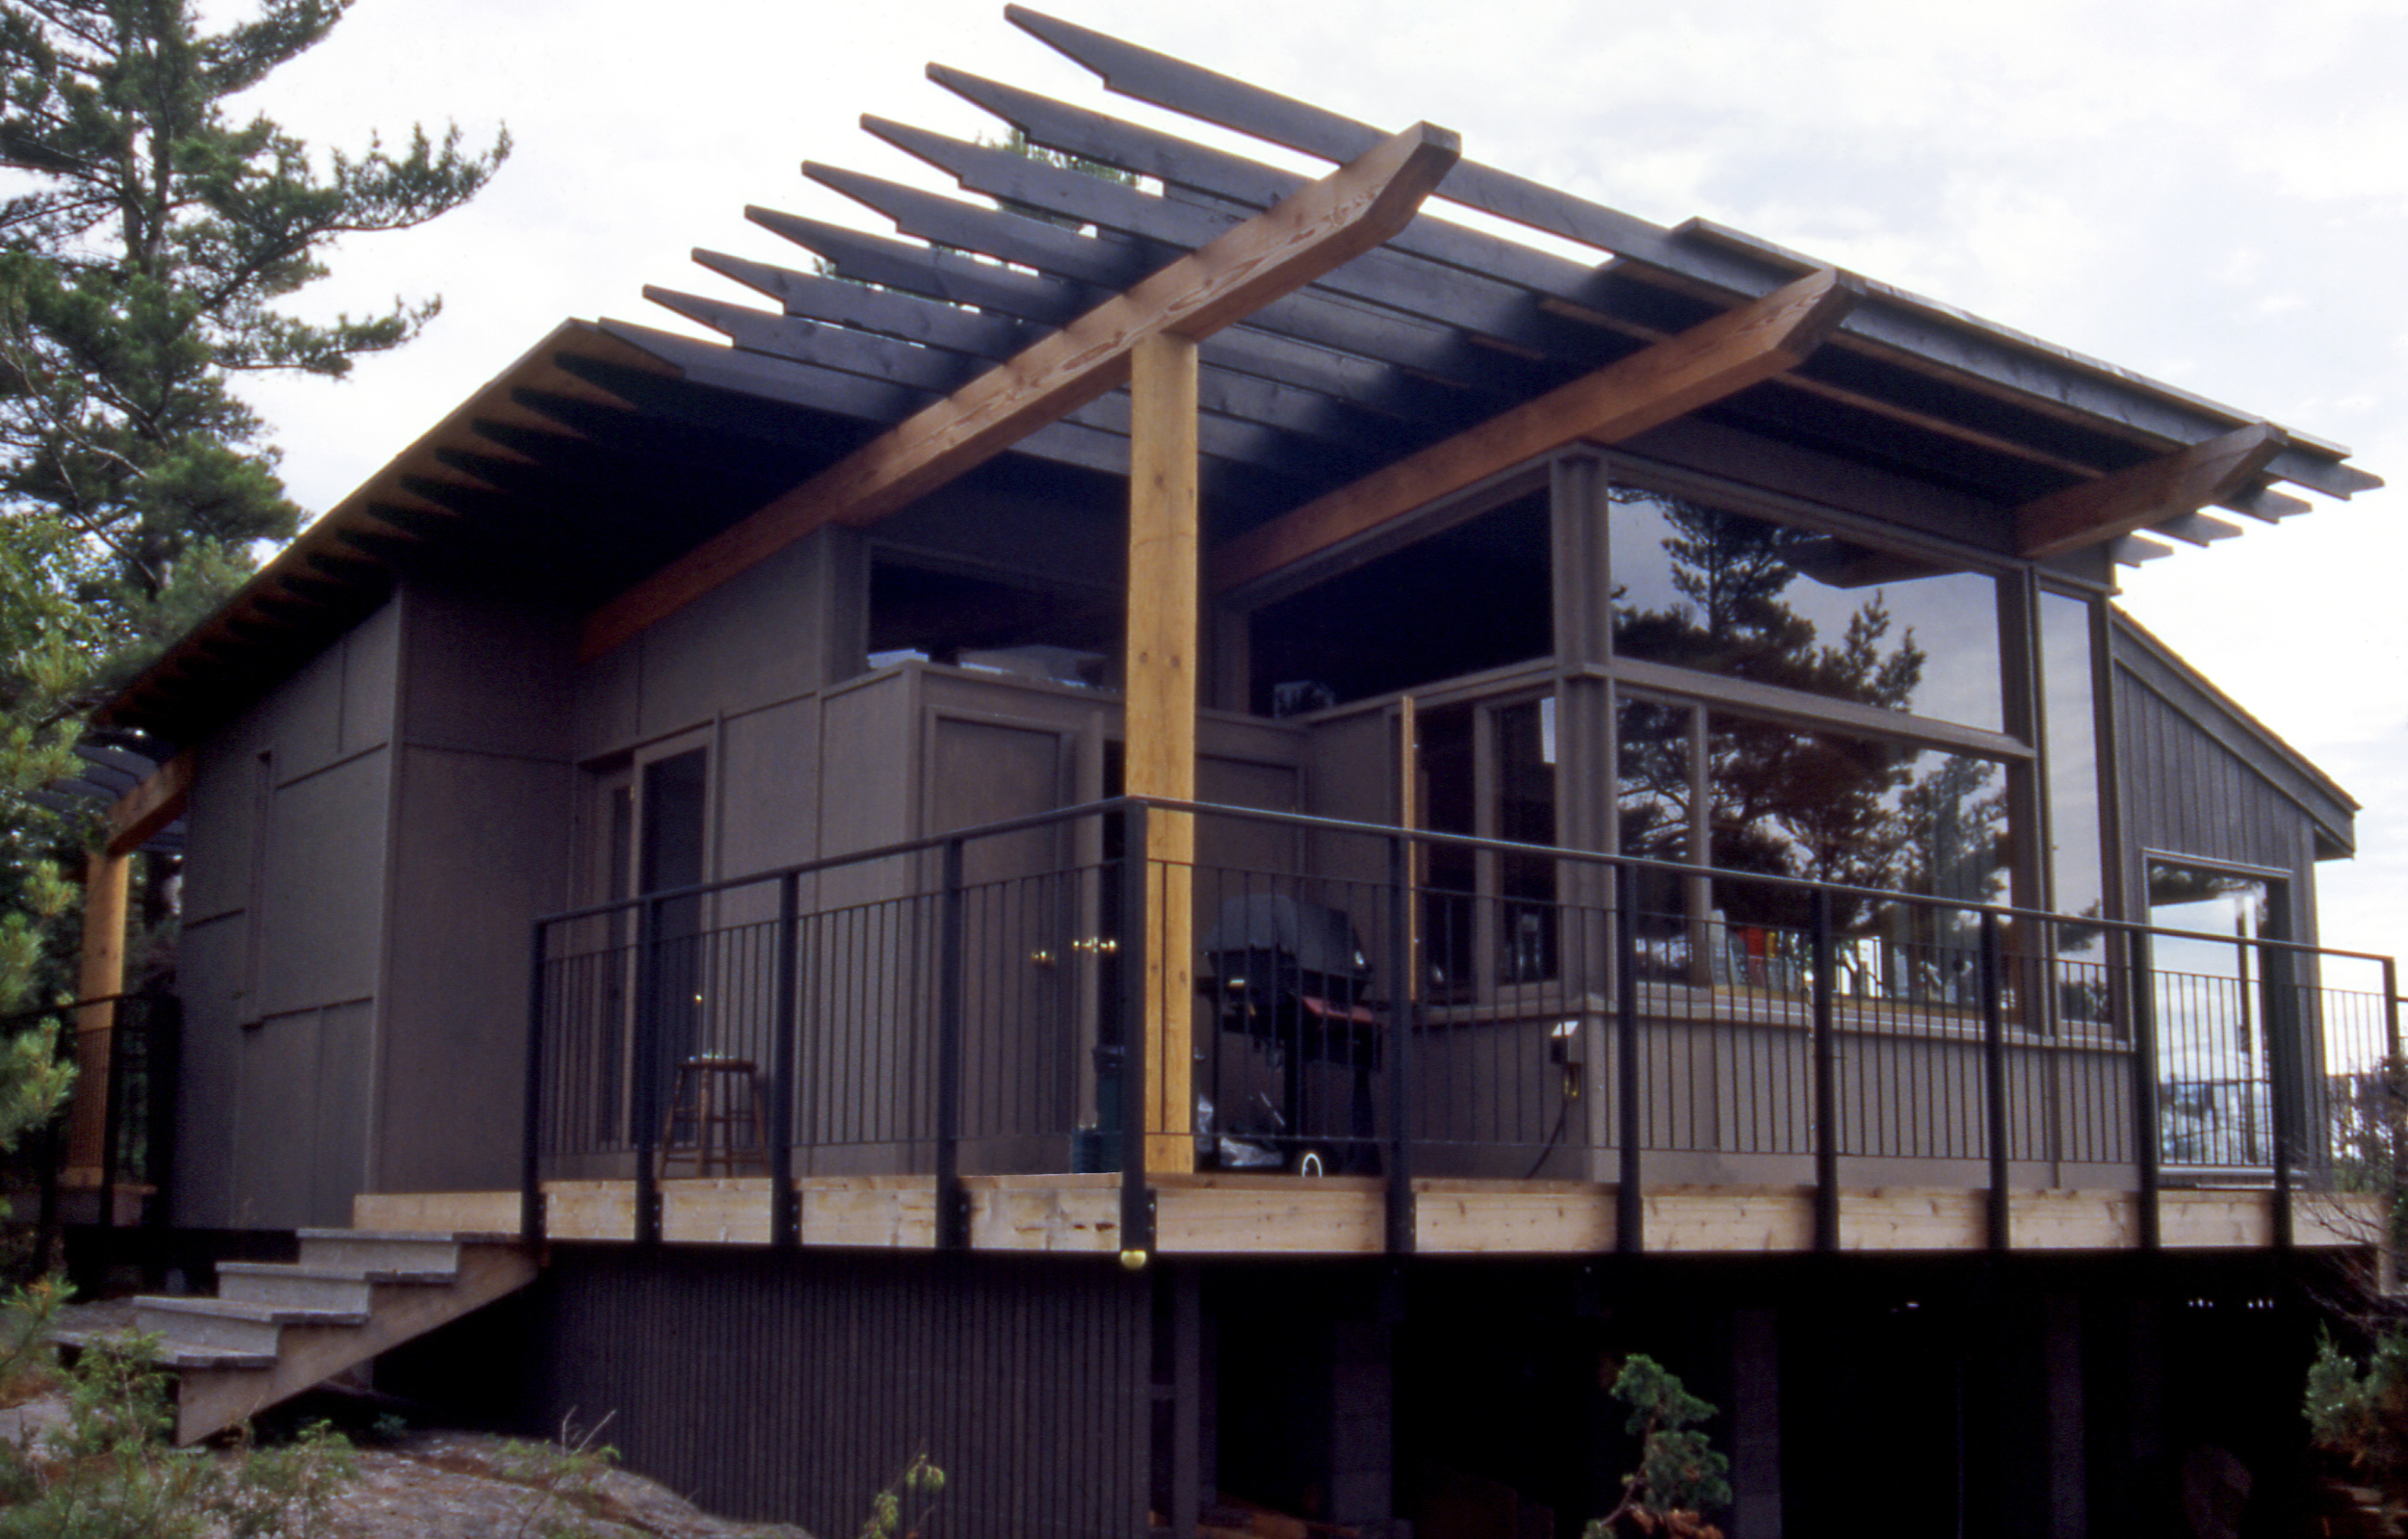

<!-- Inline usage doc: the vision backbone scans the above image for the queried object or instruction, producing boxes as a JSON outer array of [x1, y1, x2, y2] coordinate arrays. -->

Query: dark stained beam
[[582, 120, 1461, 662], [2016, 423, 2288, 560], [1215, 269, 1860, 595]]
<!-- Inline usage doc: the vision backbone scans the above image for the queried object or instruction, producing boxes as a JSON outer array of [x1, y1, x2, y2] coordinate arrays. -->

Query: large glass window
[[2149, 861, 2283, 1165], [1617, 696, 2010, 999], [1419, 693, 1559, 1000], [2038, 589, 2105, 921], [1609, 489, 2006, 733]]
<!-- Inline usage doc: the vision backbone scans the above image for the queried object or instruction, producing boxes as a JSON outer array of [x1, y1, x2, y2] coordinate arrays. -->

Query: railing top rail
[[0, 990, 170, 1031], [529, 794, 2399, 970]]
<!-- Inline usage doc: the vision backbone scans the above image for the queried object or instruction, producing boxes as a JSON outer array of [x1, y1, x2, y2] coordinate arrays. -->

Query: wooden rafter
[[1211, 268, 1862, 596], [104, 750, 193, 858], [2015, 422, 2288, 561], [579, 120, 1462, 663]]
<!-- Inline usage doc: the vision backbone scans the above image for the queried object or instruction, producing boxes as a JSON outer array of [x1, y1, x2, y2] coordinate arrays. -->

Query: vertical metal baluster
[[1386, 831, 1416, 1256], [521, 921, 549, 1242], [635, 895, 662, 1245], [2131, 928, 2162, 1252], [1981, 910, 2009, 1252], [1119, 802, 1153, 1263], [936, 838, 968, 1251], [1812, 888, 1839, 1253], [772, 873, 801, 1246], [1616, 861, 1642, 1255]]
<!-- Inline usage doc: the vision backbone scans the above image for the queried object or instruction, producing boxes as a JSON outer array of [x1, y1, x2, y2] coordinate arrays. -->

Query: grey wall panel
[[631, 537, 822, 744], [379, 743, 574, 1193], [167, 913, 245, 1228], [255, 751, 391, 1018], [178, 734, 263, 925], [719, 698, 821, 880], [308, 1000, 374, 1224], [571, 636, 641, 762], [339, 600, 402, 758], [820, 671, 915, 858], [399, 582, 573, 759], [231, 1006, 326, 1230], [263, 639, 344, 784]]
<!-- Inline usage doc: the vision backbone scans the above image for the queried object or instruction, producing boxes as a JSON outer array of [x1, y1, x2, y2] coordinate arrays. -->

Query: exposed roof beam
[[580, 119, 1462, 662], [1008, 5, 2379, 504], [105, 751, 192, 858], [1213, 268, 1861, 596], [2016, 423, 2287, 561]]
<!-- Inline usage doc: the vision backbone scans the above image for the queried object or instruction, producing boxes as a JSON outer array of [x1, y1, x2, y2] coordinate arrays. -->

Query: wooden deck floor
[[354, 1177, 2382, 1257]]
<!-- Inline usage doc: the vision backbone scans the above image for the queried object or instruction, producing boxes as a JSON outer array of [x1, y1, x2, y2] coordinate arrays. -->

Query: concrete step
[[134, 1296, 370, 1357], [215, 1263, 405, 1313], [294, 1229, 474, 1279], [51, 1326, 275, 1373]]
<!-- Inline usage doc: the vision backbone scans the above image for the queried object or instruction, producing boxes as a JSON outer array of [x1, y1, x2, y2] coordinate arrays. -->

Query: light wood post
[[1129, 332, 1199, 1176], [66, 849, 131, 1175]]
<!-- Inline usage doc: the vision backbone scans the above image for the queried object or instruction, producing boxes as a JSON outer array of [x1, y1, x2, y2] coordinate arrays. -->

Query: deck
[[359, 1177, 2381, 1257]]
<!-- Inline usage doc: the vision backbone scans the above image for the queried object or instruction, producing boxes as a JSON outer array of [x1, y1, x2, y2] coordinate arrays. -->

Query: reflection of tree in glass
[[1614, 496, 2005, 933]]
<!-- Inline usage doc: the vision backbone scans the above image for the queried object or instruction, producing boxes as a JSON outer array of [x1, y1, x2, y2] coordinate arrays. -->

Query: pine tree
[[0, 0, 505, 1134]]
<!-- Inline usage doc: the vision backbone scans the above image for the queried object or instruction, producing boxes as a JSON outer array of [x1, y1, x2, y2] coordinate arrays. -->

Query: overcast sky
[[219, 0, 2407, 957]]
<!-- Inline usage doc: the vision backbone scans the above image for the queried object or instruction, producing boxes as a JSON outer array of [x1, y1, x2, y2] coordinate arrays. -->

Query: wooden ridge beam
[[1213, 268, 1861, 596], [2015, 422, 2287, 560], [580, 120, 1460, 662], [105, 750, 193, 857]]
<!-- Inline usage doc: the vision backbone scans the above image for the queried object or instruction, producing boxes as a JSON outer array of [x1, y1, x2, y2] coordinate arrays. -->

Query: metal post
[[521, 924, 549, 1243], [936, 838, 968, 1252], [1980, 911, 2009, 1253], [1385, 830, 1416, 1257], [1811, 888, 1839, 1253], [772, 872, 801, 1247], [1119, 803, 1155, 1261], [1615, 861, 1643, 1255], [2385, 958, 2403, 1219], [2266, 935, 2296, 1253], [634, 895, 663, 1246], [2131, 928, 2161, 1253], [95, 995, 124, 1235]]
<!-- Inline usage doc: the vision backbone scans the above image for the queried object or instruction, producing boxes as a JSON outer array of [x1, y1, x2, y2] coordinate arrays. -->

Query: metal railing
[[2, 988, 181, 1236], [522, 797, 2402, 1255]]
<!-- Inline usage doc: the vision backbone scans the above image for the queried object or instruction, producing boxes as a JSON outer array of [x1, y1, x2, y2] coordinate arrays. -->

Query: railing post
[[2385, 958, 2404, 1221], [2266, 935, 2296, 1252], [95, 995, 124, 1235], [1119, 802, 1155, 1262], [1811, 888, 1840, 1253], [772, 871, 801, 1247], [634, 895, 663, 1246], [2130, 928, 2161, 1253], [1981, 911, 2009, 1253], [1615, 861, 1643, 1255], [521, 923, 549, 1243], [1385, 830, 1416, 1257], [935, 837, 969, 1251]]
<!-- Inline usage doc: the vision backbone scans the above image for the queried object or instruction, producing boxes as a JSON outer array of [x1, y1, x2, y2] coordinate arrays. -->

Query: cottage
[[78, 11, 2395, 1535]]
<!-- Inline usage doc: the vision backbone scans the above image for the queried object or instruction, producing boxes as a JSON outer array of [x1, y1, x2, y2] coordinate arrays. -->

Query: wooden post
[[66, 850, 131, 1177], [1129, 332, 1199, 1176]]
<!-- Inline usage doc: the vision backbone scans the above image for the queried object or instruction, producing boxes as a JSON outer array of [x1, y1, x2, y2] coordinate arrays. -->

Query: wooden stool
[[657, 1056, 770, 1177]]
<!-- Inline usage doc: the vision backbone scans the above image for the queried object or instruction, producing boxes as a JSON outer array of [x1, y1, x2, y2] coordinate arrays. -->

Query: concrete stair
[[74, 1230, 540, 1445]]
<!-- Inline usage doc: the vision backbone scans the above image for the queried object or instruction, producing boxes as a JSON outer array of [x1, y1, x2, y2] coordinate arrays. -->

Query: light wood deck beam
[[1210, 268, 1862, 598], [2016, 421, 2288, 560], [104, 749, 192, 858], [578, 119, 1461, 662]]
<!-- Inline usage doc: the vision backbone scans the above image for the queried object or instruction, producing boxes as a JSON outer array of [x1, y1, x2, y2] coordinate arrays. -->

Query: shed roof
[[100, 8, 2380, 744]]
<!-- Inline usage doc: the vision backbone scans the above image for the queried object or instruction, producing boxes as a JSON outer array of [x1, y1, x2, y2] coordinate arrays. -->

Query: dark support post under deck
[[1811, 888, 1839, 1253], [521, 922, 547, 1242], [635, 895, 663, 1245], [1615, 861, 1643, 1255], [2130, 928, 2161, 1252], [1385, 830, 1415, 1256], [1981, 911, 2010, 1252], [1120, 802, 1155, 1260], [936, 836, 969, 1251], [2386, 957, 2404, 1209], [772, 872, 801, 1247]]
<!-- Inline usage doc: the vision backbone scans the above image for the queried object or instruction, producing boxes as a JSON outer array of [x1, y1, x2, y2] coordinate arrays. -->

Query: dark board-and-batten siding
[[2110, 616, 2354, 942], [527, 1247, 1151, 1537]]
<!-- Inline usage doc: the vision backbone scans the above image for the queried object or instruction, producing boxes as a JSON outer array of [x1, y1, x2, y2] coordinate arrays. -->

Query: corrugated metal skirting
[[531, 1246, 1152, 1537]]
